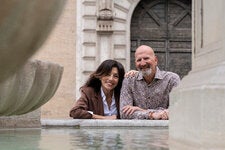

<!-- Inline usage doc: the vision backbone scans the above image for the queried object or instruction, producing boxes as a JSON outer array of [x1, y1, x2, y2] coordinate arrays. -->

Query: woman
[[69, 59, 125, 119]]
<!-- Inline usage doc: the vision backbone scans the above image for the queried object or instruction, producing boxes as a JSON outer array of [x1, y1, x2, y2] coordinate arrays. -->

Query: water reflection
[[0, 128, 41, 150], [69, 128, 124, 149], [0, 127, 168, 150]]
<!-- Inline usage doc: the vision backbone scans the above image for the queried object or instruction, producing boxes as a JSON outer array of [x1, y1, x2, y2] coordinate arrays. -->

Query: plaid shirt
[[120, 67, 180, 119]]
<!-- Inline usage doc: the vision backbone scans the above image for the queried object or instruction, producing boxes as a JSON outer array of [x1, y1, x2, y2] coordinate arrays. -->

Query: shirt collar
[[100, 87, 106, 99], [137, 66, 163, 80], [100, 87, 115, 102]]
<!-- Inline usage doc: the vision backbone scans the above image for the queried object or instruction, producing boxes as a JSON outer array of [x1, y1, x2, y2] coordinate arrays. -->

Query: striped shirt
[[101, 87, 117, 116]]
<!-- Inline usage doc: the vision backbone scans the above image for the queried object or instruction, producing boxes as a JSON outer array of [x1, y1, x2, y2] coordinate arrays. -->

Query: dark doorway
[[130, 0, 192, 78]]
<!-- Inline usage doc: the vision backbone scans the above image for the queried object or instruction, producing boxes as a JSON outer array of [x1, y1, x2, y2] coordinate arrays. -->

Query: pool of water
[[0, 127, 168, 150]]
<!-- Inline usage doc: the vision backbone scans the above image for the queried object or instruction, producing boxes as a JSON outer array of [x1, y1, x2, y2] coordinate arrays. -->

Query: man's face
[[135, 47, 158, 76]]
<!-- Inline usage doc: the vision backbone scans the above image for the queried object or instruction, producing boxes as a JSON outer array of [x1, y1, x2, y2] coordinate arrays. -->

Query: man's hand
[[149, 109, 169, 120], [122, 105, 145, 115], [162, 109, 169, 120]]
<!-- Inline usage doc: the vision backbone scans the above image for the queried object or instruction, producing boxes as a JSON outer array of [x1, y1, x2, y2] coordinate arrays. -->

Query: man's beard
[[141, 68, 152, 76], [137, 66, 152, 76]]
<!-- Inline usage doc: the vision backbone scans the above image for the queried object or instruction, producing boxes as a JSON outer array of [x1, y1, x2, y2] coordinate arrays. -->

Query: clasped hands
[[122, 105, 169, 120], [149, 109, 169, 120]]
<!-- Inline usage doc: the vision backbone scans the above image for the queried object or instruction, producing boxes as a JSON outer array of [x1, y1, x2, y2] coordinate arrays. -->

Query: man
[[120, 45, 180, 119]]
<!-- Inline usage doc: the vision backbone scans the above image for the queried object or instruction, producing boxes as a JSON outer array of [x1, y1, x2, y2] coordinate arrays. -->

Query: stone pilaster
[[169, 0, 225, 149]]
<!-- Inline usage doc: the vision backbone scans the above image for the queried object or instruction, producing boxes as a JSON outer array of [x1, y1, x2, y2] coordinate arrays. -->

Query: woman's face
[[100, 67, 119, 93]]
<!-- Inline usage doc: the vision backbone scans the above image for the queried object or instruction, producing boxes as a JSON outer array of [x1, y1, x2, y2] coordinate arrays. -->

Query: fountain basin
[[0, 59, 63, 116]]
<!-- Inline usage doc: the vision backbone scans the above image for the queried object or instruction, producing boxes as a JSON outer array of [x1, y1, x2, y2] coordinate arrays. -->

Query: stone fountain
[[0, 0, 65, 127]]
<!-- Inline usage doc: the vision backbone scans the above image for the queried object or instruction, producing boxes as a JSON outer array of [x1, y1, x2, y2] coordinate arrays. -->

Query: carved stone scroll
[[97, 0, 114, 33]]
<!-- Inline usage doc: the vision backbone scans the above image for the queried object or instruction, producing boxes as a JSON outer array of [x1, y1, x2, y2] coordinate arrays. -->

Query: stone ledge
[[41, 119, 168, 127]]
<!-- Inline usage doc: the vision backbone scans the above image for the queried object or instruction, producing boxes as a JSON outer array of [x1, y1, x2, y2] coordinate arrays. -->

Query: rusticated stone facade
[[34, 0, 140, 119]]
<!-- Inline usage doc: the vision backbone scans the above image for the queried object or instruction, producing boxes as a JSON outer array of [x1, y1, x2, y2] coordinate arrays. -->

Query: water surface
[[0, 127, 168, 150]]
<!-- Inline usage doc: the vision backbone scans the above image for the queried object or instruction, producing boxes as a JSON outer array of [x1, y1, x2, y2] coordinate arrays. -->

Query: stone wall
[[32, 0, 76, 119], [0, 110, 41, 128]]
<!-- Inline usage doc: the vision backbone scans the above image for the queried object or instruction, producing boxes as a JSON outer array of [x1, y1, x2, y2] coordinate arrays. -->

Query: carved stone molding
[[97, 20, 113, 33], [97, 0, 113, 20], [97, 0, 113, 33]]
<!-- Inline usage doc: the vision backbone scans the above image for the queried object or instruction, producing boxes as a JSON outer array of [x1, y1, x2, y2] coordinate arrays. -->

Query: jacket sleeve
[[69, 89, 92, 119]]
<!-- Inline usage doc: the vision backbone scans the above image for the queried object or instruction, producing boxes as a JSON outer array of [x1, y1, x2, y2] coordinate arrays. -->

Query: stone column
[[96, 0, 114, 64], [170, 0, 225, 149]]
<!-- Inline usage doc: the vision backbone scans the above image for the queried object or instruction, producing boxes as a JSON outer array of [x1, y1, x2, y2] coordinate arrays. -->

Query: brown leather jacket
[[69, 87, 120, 119]]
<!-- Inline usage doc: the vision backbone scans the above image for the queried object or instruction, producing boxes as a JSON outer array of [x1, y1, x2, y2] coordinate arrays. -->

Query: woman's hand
[[92, 114, 117, 120], [124, 70, 138, 78], [104, 115, 117, 120]]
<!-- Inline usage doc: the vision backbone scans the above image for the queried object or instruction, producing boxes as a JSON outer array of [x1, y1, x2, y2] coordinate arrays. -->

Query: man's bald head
[[135, 45, 155, 58]]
